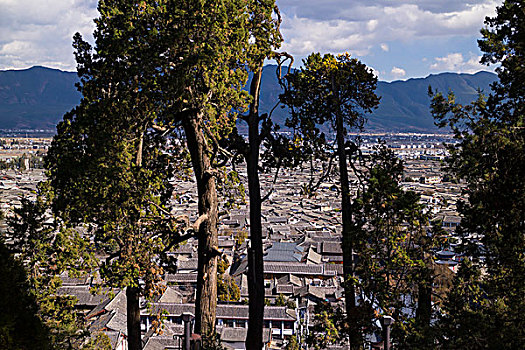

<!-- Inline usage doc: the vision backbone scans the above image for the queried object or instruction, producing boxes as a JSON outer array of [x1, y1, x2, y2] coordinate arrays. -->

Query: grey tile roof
[[165, 273, 198, 283], [106, 310, 128, 334], [321, 242, 343, 255], [146, 304, 295, 321], [324, 264, 343, 276], [157, 286, 183, 303], [305, 247, 322, 265], [143, 337, 176, 350], [88, 310, 115, 333], [59, 272, 91, 286], [219, 327, 271, 342], [57, 285, 109, 306], [264, 262, 323, 275], [264, 242, 304, 262], [276, 274, 303, 287], [176, 258, 198, 272], [275, 284, 294, 294]]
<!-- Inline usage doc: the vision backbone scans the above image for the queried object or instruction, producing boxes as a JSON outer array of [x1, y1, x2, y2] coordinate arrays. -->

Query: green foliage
[[0, 240, 51, 350], [285, 335, 300, 350], [245, 0, 282, 69], [82, 332, 112, 350], [217, 257, 240, 302], [217, 277, 240, 302], [46, 0, 256, 338], [2, 196, 97, 349], [428, 1, 525, 347], [275, 294, 286, 306], [234, 229, 248, 247], [282, 52, 379, 349], [436, 259, 487, 349], [307, 303, 346, 350], [351, 146, 440, 346], [281, 52, 379, 194], [215, 167, 246, 210], [217, 258, 230, 276], [283, 52, 379, 128]]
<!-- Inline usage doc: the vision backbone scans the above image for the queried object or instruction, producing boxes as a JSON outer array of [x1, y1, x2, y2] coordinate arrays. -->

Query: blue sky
[[0, 0, 499, 81]]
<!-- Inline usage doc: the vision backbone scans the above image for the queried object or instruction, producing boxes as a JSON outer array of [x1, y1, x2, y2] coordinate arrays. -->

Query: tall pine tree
[[281, 53, 379, 349], [430, 1, 525, 347], [46, 1, 251, 347]]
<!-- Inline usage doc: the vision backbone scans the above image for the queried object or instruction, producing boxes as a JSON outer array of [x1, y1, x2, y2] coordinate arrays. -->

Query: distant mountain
[[0, 66, 80, 129], [0, 65, 497, 132], [255, 65, 497, 132], [371, 71, 497, 131]]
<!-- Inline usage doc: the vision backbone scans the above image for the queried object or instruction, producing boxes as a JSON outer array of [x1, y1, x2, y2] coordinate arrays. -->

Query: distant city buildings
[[0, 134, 469, 350]]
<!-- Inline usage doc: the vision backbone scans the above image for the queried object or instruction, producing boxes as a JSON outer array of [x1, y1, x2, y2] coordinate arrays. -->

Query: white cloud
[[430, 52, 484, 73], [367, 19, 378, 31], [391, 66, 406, 78], [0, 0, 500, 75], [280, 14, 372, 58], [278, 0, 497, 62], [0, 0, 98, 70]]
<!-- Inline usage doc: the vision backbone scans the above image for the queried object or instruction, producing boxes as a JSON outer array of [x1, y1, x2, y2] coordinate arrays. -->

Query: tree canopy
[[429, 0, 525, 347], [281, 52, 379, 349]]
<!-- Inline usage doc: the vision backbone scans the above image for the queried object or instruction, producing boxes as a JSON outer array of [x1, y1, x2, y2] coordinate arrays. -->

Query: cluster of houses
[[0, 135, 470, 350]]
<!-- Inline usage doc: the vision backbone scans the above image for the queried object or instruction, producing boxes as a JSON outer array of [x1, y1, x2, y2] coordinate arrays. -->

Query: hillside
[[0, 66, 497, 132], [255, 66, 497, 132], [372, 71, 497, 131], [0, 66, 80, 130]]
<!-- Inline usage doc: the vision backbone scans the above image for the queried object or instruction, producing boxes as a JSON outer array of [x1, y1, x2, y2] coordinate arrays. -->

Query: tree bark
[[182, 114, 218, 336], [245, 64, 265, 350], [333, 78, 361, 348], [127, 286, 142, 350], [416, 265, 433, 327]]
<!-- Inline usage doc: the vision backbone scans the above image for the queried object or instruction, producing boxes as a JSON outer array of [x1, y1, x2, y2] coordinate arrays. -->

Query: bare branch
[[308, 151, 336, 194], [192, 214, 208, 232], [261, 159, 282, 202], [202, 122, 234, 162]]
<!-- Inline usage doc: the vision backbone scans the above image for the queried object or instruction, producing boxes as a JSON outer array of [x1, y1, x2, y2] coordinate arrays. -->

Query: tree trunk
[[127, 286, 142, 350], [334, 86, 361, 348], [416, 265, 433, 327], [245, 64, 265, 350], [182, 114, 218, 336]]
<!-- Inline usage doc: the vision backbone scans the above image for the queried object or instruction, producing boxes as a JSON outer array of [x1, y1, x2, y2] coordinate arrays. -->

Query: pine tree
[[3, 196, 97, 349], [430, 1, 525, 347], [352, 147, 440, 348], [46, 2, 252, 347], [281, 53, 379, 349], [223, 2, 294, 348]]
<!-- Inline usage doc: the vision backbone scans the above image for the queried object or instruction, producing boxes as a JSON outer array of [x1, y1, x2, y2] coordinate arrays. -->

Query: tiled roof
[[146, 304, 295, 321], [264, 242, 304, 262], [59, 271, 91, 286], [264, 262, 323, 275], [143, 337, 176, 350], [57, 285, 109, 306], [321, 242, 343, 254], [165, 273, 198, 283], [324, 264, 343, 276], [275, 284, 294, 294], [176, 258, 198, 271], [219, 327, 271, 342]]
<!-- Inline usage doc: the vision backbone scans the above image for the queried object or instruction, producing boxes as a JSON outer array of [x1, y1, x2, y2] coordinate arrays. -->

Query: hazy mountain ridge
[[0, 66, 80, 129], [255, 66, 497, 132], [0, 66, 497, 131]]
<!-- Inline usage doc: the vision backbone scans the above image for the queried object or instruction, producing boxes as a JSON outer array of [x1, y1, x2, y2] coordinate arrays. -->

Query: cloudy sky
[[0, 0, 499, 81]]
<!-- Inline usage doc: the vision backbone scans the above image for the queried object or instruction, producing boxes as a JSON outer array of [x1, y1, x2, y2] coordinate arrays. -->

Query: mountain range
[[0, 65, 497, 132]]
